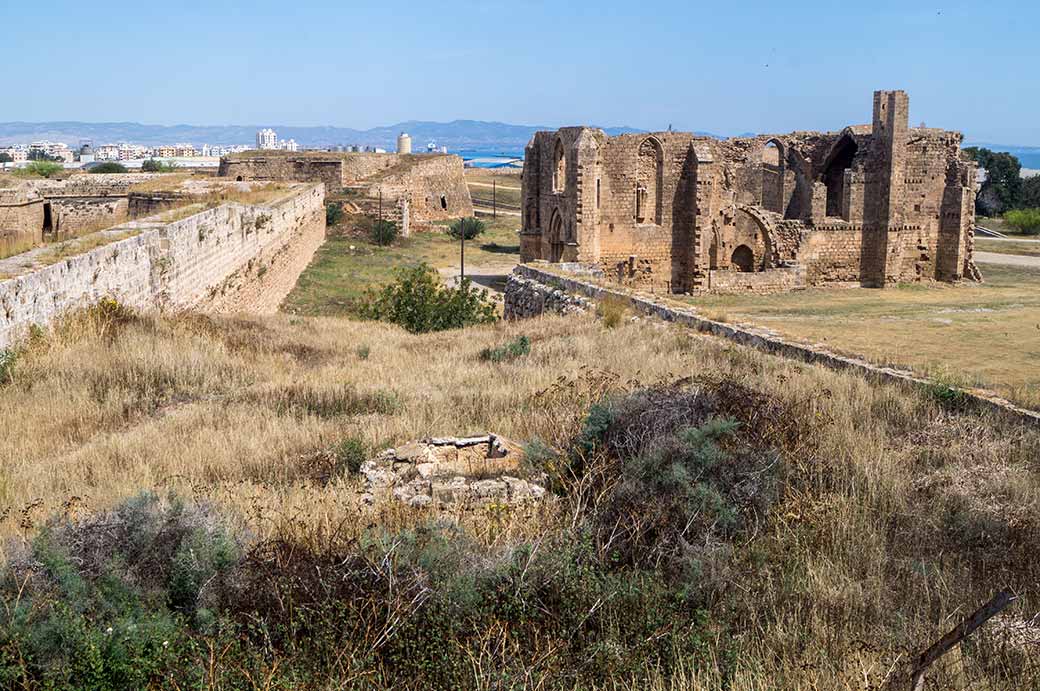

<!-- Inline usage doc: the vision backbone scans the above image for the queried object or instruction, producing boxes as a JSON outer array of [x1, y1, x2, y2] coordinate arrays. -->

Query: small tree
[[1004, 208, 1040, 236], [15, 160, 63, 178], [141, 159, 177, 172], [448, 217, 486, 241], [369, 218, 399, 246], [359, 263, 498, 333], [0, 153, 12, 164], [91, 162, 128, 174]]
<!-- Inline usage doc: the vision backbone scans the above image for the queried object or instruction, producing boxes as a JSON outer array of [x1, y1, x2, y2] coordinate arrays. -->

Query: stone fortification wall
[[219, 152, 473, 225], [49, 197, 129, 239], [218, 154, 346, 193], [363, 155, 474, 223], [0, 184, 325, 348], [505, 264, 1040, 427], [0, 188, 44, 258]]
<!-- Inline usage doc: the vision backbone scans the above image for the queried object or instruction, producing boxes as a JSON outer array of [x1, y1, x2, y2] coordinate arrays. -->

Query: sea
[[457, 150, 524, 169]]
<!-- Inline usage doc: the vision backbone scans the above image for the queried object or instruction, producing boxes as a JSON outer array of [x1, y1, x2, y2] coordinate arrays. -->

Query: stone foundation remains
[[521, 90, 978, 294], [360, 434, 546, 509], [0, 182, 326, 348]]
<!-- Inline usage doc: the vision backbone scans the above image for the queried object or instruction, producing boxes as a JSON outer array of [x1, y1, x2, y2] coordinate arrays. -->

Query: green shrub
[[14, 160, 63, 178], [0, 348, 17, 385], [325, 202, 344, 227], [0, 492, 240, 688], [90, 162, 128, 174], [356, 344, 370, 360], [359, 263, 498, 334], [479, 335, 530, 362], [332, 437, 367, 474], [447, 216, 486, 240], [141, 159, 178, 172], [368, 218, 399, 246], [1004, 208, 1040, 235]]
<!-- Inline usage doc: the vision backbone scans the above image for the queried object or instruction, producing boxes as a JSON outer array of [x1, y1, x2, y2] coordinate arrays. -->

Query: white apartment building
[[256, 128, 278, 150]]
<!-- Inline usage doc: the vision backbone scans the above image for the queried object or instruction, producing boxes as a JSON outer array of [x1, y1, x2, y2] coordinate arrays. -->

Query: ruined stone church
[[519, 91, 979, 293]]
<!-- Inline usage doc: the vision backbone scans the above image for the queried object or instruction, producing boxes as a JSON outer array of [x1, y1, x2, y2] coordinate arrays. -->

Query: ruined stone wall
[[0, 184, 325, 348], [220, 152, 472, 224], [49, 197, 129, 238], [522, 90, 976, 294], [218, 155, 345, 192], [362, 154, 473, 222], [0, 189, 44, 258], [706, 265, 805, 294]]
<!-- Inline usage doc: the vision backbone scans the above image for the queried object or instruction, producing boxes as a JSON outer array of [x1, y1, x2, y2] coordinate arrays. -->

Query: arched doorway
[[731, 245, 754, 272]]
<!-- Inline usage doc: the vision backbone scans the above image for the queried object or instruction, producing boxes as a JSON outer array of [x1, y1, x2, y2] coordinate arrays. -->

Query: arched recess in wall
[[822, 134, 858, 219], [552, 138, 566, 193], [761, 139, 785, 214], [525, 201, 540, 231], [636, 137, 664, 224], [784, 149, 813, 221], [548, 208, 566, 262], [731, 245, 754, 272], [708, 228, 722, 269]]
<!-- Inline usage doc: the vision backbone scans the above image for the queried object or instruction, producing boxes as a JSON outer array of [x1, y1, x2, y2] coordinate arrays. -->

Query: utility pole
[[378, 188, 382, 220], [492, 179, 497, 219], [460, 219, 465, 283]]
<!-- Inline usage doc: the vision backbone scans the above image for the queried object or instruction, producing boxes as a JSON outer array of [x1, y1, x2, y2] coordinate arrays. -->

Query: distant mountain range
[[0, 120, 666, 154]]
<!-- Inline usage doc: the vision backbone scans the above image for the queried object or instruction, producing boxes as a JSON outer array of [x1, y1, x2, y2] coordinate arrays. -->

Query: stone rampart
[[0, 183, 325, 348], [506, 263, 1040, 427]]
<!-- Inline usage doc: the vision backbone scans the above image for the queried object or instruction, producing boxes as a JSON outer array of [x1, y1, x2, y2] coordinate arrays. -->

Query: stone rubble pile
[[360, 434, 546, 509], [503, 273, 594, 320]]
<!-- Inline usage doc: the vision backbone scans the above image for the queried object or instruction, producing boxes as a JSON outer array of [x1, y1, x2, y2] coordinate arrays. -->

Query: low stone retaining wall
[[508, 263, 1040, 426], [706, 265, 805, 294], [0, 183, 325, 348]]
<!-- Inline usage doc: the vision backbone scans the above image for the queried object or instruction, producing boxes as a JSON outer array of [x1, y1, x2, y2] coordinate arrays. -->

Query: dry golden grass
[[2, 305, 1039, 688]]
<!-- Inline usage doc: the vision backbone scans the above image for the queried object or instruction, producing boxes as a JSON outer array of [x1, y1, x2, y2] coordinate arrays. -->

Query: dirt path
[[438, 263, 517, 295], [467, 181, 521, 191], [975, 251, 1040, 269]]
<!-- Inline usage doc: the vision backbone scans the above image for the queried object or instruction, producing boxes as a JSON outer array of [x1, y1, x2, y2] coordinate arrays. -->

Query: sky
[[4, 0, 1039, 146]]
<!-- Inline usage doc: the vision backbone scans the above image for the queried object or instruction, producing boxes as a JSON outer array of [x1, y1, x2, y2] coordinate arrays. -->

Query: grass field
[[683, 264, 1040, 407], [977, 238, 1040, 256], [465, 169, 522, 209], [283, 215, 521, 316], [2, 302, 1039, 688]]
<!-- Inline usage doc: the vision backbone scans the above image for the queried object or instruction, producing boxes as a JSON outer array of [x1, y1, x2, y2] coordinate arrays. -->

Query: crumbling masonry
[[520, 91, 979, 293]]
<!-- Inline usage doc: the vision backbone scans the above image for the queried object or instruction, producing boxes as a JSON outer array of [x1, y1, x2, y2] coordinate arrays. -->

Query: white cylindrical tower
[[397, 132, 412, 154]]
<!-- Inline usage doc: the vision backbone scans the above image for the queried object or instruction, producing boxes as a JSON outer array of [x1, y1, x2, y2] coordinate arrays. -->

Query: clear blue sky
[[6, 0, 1039, 145]]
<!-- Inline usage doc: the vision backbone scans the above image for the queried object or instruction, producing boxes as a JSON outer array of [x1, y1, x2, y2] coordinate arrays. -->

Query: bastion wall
[[0, 183, 325, 348]]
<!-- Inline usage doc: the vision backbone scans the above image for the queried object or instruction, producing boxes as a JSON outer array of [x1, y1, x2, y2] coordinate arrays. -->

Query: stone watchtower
[[863, 90, 910, 285]]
